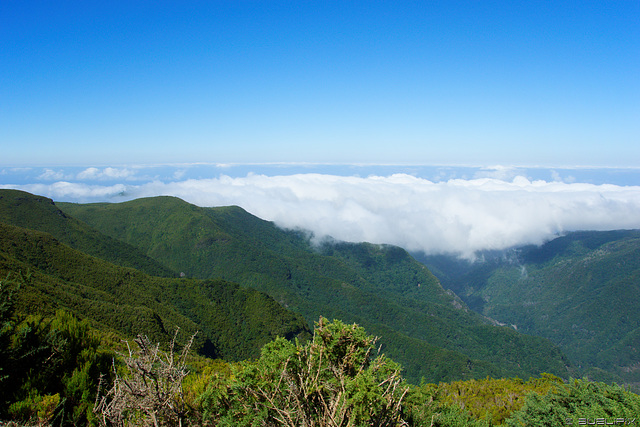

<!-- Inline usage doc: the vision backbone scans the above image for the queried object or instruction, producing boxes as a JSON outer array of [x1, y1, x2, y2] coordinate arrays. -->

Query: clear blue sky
[[2, 1, 638, 167]]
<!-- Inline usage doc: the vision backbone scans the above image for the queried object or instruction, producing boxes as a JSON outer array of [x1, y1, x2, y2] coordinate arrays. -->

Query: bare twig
[[94, 329, 197, 427]]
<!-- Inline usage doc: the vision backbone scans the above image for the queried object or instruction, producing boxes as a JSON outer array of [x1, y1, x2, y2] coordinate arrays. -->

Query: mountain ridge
[[0, 190, 176, 278], [58, 194, 572, 383], [0, 190, 311, 361]]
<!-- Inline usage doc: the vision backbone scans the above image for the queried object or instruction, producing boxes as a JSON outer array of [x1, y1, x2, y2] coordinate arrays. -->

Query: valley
[[417, 231, 640, 387]]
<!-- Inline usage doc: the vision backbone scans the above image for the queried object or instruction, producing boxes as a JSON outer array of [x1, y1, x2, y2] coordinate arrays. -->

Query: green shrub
[[506, 378, 640, 427], [200, 317, 409, 426]]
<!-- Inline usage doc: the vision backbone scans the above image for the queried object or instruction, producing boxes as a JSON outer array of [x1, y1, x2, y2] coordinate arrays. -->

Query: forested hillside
[[0, 193, 310, 361], [417, 230, 640, 387], [59, 195, 572, 383]]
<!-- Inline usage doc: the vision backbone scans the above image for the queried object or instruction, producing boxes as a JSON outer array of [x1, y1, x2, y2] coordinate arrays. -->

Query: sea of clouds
[[4, 165, 640, 259]]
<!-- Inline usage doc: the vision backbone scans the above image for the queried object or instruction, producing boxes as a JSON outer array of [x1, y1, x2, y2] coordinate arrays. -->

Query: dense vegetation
[[0, 190, 175, 278], [0, 201, 310, 362], [0, 273, 113, 425], [418, 230, 640, 387], [4, 302, 637, 426], [58, 194, 572, 383]]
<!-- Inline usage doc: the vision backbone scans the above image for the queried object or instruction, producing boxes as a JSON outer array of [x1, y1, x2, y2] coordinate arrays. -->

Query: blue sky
[[2, 1, 638, 167], [3, 1, 640, 255]]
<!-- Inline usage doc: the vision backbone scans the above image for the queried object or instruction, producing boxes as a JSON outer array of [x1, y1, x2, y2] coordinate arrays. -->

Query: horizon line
[[3, 161, 640, 171]]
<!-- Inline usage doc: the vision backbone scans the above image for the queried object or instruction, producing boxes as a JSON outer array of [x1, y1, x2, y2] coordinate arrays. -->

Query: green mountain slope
[[0, 221, 310, 361], [417, 230, 640, 386], [0, 189, 175, 277], [59, 196, 572, 383]]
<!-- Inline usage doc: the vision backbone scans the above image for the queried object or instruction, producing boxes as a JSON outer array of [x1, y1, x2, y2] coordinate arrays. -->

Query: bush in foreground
[[199, 317, 409, 426]]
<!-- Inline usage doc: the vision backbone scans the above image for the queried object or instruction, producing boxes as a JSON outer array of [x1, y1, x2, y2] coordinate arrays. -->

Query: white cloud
[[550, 170, 562, 182], [38, 169, 71, 181], [77, 167, 135, 180], [4, 173, 640, 258], [550, 169, 577, 183], [173, 169, 187, 180], [473, 165, 522, 181], [2, 182, 127, 201], [76, 168, 101, 180]]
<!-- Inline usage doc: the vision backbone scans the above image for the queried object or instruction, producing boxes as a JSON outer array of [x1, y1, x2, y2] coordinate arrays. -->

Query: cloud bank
[[5, 173, 640, 258]]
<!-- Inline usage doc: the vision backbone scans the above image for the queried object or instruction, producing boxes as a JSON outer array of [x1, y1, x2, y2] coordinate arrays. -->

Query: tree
[[202, 317, 409, 426]]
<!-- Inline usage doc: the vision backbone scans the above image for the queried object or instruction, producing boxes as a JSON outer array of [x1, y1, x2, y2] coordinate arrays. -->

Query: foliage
[[181, 358, 234, 415], [191, 324, 640, 426], [3, 276, 640, 427], [200, 317, 409, 426], [404, 374, 563, 426], [405, 395, 491, 427], [0, 272, 113, 426], [0, 220, 310, 363], [505, 378, 640, 426]]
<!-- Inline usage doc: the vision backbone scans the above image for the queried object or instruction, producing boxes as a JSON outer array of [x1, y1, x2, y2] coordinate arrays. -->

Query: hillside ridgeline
[[0, 190, 310, 362], [58, 194, 572, 383]]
